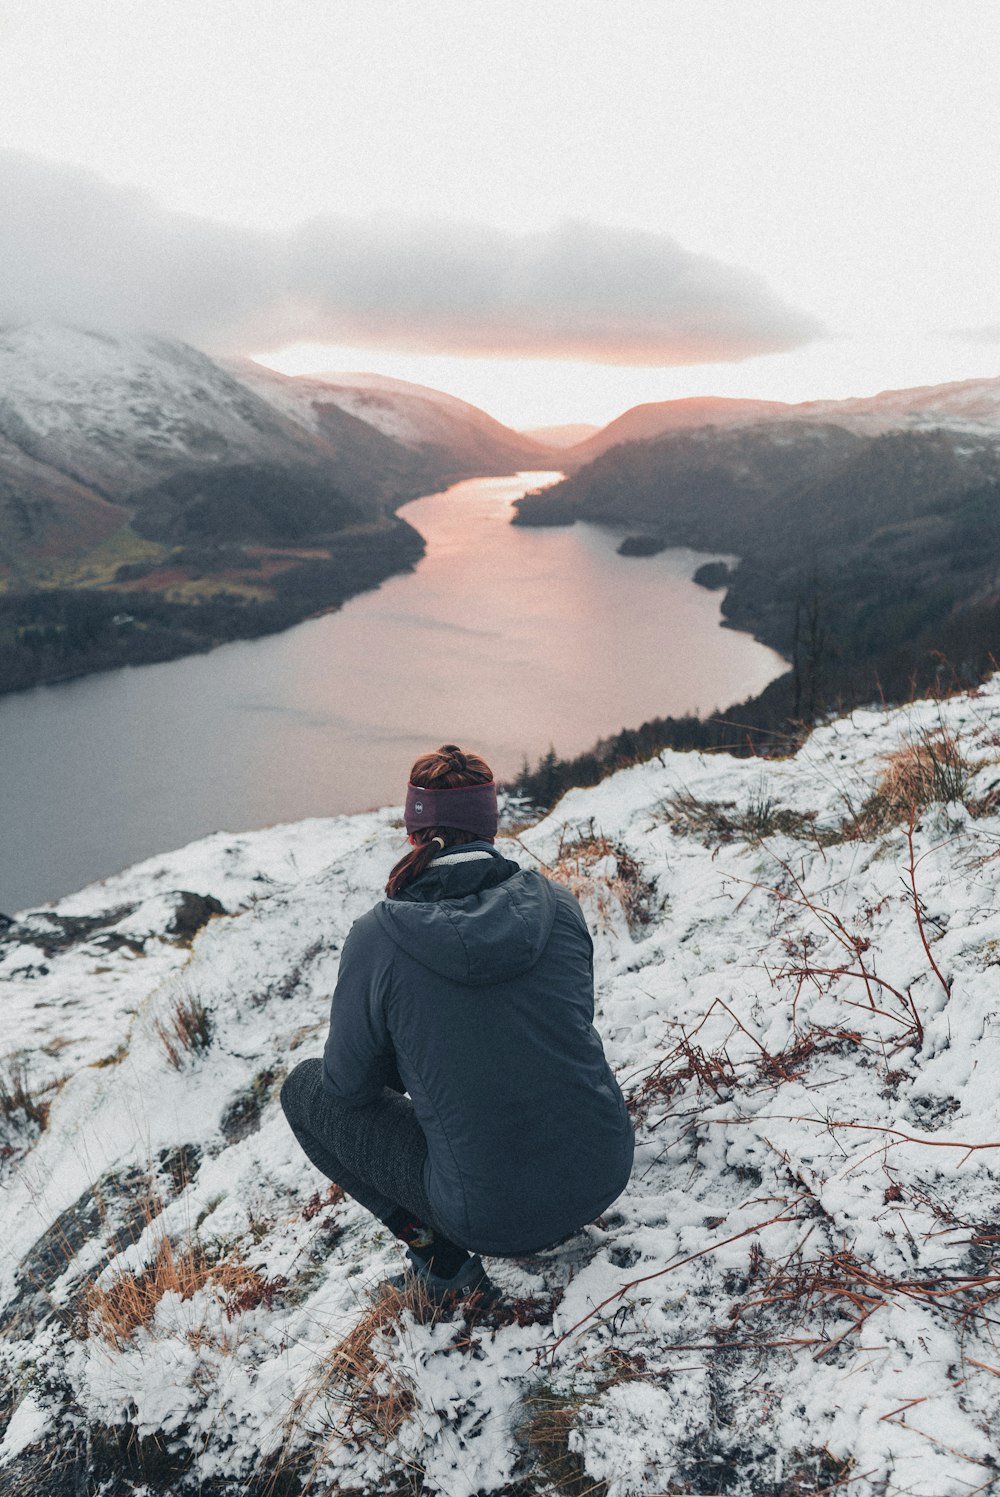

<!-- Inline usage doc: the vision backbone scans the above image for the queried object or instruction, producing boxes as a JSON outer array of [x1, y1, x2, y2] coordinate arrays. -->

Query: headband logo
[[414, 800, 423, 813]]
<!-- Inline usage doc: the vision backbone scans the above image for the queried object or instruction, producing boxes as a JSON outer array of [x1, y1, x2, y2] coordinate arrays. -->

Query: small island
[[616, 534, 669, 557], [692, 560, 734, 590]]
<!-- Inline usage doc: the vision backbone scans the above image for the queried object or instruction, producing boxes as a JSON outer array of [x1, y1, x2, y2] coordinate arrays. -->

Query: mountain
[[513, 419, 1000, 731], [0, 324, 452, 692], [564, 396, 792, 463], [566, 373, 1000, 464], [519, 419, 1000, 557], [2, 677, 999, 1493], [0, 327, 557, 586], [797, 372, 1000, 435], [227, 361, 557, 478], [0, 323, 337, 504], [514, 419, 869, 540], [0, 325, 462, 567]]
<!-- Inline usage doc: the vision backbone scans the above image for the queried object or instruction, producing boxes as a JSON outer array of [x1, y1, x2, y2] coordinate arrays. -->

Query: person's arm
[[321, 914, 398, 1105], [556, 882, 596, 1015]]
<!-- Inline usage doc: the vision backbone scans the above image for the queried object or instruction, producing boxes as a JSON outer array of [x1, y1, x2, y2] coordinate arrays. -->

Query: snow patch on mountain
[[230, 359, 553, 465], [0, 323, 326, 499], [571, 375, 1000, 464], [2, 681, 1000, 1494]]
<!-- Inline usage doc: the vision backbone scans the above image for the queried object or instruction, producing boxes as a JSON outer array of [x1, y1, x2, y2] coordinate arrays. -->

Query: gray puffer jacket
[[322, 842, 634, 1254]]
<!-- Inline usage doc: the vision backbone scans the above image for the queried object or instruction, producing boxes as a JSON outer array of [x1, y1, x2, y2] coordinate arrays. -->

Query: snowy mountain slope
[[2, 681, 1000, 1494], [0, 324, 337, 501], [228, 360, 556, 475], [799, 373, 1000, 436], [0, 326, 464, 583], [0, 325, 446, 691], [0, 432, 129, 574], [570, 375, 1000, 464]]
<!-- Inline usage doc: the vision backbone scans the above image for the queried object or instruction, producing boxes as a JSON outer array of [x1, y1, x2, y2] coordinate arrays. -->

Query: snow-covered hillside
[[0, 324, 329, 499], [0, 325, 536, 564], [801, 374, 1000, 437], [2, 682, 1000, 1495], [228, 360, 553, 473], [569, 375, 1000, 464]]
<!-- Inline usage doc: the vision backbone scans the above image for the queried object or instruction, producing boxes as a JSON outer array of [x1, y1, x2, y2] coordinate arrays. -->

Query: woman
[[280, 744, 634, 1304]]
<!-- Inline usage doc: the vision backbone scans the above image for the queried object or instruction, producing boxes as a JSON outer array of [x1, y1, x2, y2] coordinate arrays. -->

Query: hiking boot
[[376, 1248, 498, 1307]]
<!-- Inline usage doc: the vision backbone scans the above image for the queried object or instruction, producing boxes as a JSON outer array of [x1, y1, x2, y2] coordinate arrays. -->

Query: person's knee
[[280, 1057, 322, 1122]]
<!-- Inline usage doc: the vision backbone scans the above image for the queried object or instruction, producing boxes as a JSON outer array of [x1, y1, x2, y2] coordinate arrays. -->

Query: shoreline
[[0, 517, 427, 701]]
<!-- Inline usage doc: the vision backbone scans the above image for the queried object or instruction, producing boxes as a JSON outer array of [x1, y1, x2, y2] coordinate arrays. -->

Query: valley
[[2, 325, 999, 811], [0, 325, 554, 695], [510, 392, 1000, 801]]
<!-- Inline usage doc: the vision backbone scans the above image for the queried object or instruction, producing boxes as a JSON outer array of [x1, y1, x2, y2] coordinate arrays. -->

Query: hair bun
[[440, 743, 467, 770]]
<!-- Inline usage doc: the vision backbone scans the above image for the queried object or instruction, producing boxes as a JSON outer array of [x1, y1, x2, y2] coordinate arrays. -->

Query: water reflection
[[0, 472, 786, 910]]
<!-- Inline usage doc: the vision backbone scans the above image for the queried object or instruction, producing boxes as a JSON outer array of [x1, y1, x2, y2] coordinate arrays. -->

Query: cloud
[[0, 151, 822, 364], [946, 324, 1000, 344]]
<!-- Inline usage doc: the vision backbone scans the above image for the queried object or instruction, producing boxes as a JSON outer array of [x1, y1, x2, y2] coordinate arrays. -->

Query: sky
[[1, 0, 999, 427]]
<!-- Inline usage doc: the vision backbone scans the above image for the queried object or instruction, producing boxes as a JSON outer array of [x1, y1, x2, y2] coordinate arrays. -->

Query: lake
[[0, 472, 787, 912]]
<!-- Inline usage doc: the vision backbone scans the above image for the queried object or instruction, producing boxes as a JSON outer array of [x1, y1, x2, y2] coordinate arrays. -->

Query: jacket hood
[[373, 845, 558, 986]]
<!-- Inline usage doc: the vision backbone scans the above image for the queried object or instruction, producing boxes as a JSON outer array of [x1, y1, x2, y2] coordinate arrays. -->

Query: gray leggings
[[279, 1058, 445, 1236]]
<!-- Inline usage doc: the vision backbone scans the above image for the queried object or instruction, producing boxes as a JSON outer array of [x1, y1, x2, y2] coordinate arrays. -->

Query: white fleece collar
[[430, 849, 495, 867]]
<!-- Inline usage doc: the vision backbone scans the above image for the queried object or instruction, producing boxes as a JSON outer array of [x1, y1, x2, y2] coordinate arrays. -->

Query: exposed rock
[[219, 1070, 280, 1145], [0, 905, 138, 958], [165, 891, 226, 941]]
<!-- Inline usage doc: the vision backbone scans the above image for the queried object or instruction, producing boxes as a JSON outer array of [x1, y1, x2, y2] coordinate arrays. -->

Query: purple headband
[[404, 781, 499, 839]]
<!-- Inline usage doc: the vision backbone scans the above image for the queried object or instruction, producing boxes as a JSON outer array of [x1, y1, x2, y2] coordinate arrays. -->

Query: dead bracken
[[4, 683, 1000, 1494]]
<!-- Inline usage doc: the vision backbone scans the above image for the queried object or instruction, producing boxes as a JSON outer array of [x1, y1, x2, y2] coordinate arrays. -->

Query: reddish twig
[[533, 1203, 807, 1365], [699, 1114, 1000, 1159], [880, 1396, 928, 1421], [905, 815, 951, 1000]]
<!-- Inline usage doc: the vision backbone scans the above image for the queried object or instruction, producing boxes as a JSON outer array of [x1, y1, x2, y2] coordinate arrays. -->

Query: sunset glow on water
[[0, 473, 785, 910]]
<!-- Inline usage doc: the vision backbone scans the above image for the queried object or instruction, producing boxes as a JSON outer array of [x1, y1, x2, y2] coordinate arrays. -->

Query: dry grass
[[542, 829, 655, 934], [662, 718, 997, 853], [847, 728, 973, 838], [0, 1055, 49, 1133], [516, 1388, 608, 1497], [322, 1288, 421, 1448], [264, 1287, 425, 1493], [153, 988, 213, 1068], [86, 1232, 286, 1350], [661, 790, 824, 846], [262, 1275, 508, 1494]]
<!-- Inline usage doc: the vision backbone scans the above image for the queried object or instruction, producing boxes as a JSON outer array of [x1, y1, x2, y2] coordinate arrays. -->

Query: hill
[[566, 372, 1000, 465], [565, 396, 792, 464], [2, 679, 999, 1493], [513, 421, 1000, 732], [0, 325, 457, 575], [0, 326, 532, 695], [227, 362, 555, 478]]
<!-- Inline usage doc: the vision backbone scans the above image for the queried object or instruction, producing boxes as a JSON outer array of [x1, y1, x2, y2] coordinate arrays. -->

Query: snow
[[0, 322, 327, 497], [788, 374, 1000, 437], [0, 1393, 49, 1463], [231, 355, 531, 453], [2, 680, 1000, 1493]]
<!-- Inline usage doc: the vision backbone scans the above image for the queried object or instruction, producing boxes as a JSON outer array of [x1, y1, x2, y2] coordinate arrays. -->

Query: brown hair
[[386, 744, 494, 898]]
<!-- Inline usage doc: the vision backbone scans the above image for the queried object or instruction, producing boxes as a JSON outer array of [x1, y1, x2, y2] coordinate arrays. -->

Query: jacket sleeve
[[554, 883, 596, 1013], [321, 914, 397, 1106]]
